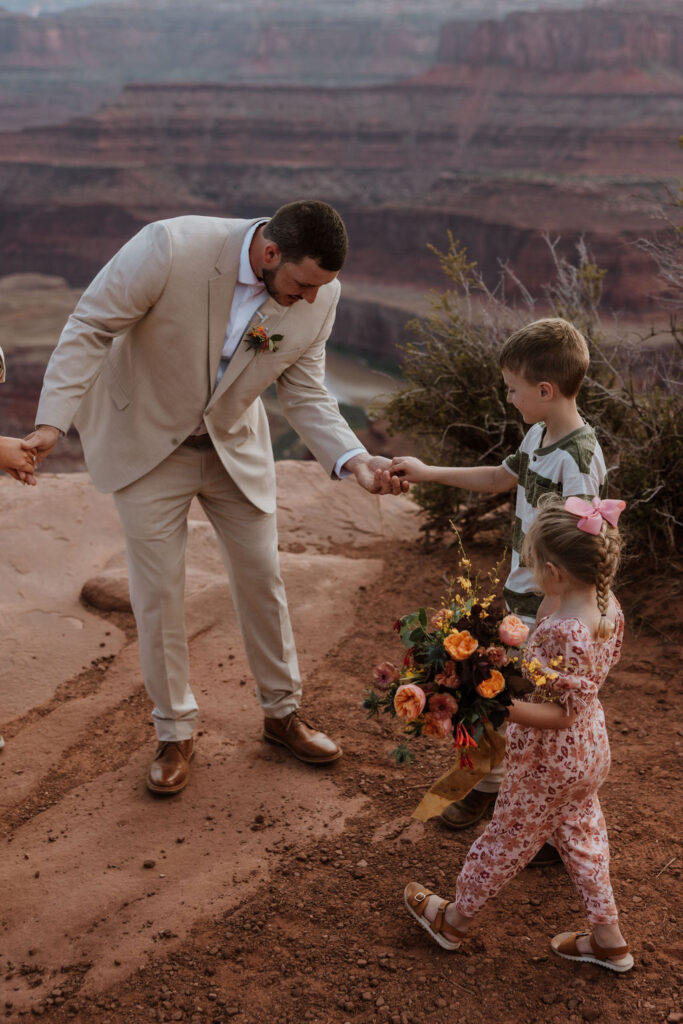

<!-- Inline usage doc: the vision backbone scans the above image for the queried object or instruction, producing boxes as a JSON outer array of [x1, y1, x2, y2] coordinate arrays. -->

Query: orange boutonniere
[[245, 324, 283, 353]]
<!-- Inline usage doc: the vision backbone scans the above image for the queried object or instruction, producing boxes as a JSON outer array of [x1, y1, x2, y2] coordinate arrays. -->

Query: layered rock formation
[[0, 1, 449, 130], [0, 1, 680, 332]]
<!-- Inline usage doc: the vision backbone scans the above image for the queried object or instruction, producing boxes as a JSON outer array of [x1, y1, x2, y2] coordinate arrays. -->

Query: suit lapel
[[207, 296, 288, 410]]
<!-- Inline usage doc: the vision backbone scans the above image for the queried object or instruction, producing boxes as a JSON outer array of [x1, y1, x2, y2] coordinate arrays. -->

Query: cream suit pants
[[113, 443, 302, 741]]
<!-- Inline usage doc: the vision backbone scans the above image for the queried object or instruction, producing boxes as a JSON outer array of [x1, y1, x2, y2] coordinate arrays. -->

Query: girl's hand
[[390, 456, 432, 483], [0, 436, 38, 484], [508, 698, 576, 730]]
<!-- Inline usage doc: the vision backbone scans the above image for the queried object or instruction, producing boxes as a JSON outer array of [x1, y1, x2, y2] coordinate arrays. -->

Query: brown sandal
[[404, 882, 467, 951], [551, 931, 634, 973]]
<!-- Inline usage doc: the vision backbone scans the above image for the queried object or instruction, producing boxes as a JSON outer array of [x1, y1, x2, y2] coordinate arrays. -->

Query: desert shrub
[[382, 233, 682, 577]]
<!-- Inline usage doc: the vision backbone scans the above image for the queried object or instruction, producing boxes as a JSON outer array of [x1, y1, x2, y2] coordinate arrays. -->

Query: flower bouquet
[[363, 553, 532, 819]]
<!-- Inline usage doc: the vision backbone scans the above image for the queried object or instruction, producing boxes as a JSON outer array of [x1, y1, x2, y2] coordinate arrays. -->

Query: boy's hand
[[346, 454, 410, 495], [390, 456, 431, 483], [0, 436, 38, 485]]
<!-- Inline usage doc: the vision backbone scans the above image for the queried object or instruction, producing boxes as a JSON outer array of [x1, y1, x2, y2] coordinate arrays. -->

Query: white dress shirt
[[198, 222, 365, 477]]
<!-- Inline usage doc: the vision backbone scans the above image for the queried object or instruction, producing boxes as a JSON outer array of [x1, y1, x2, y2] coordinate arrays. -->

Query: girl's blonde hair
[[523, 494, 622, 640]]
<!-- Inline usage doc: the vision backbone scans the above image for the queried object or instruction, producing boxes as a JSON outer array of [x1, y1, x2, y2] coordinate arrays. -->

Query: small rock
[[362, 991, 373, 1002], [143, 860, 156, 869], [583, 1010, 600, 1022], [81, 571, 132, 613]]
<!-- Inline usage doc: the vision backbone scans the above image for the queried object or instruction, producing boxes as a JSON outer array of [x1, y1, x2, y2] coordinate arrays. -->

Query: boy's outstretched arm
[[390, 456, 517, 494], [0, 436, 37, 485]]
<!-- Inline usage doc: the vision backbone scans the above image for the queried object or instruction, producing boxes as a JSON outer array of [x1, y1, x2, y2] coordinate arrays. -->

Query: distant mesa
[[0, 273, 68, 291]]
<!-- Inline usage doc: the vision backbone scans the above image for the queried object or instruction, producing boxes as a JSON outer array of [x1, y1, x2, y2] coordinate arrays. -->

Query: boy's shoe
[[439, 789, 497, 830], [527, 842, 563, 868]]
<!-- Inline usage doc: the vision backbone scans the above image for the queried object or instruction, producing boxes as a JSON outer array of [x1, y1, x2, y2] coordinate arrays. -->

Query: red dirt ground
[[1, 478, 681, 1024]]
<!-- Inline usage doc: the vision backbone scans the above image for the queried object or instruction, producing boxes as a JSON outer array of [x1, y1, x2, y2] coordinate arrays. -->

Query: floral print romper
[[455, 605, 624, 926]]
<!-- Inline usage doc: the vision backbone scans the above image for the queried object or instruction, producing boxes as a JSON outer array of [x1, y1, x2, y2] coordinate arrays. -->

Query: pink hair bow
[[564, 496, 626, 535]]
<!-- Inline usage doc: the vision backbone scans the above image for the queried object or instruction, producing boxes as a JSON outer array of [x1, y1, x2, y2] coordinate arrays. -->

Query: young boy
[[391, 318, 606, 857], [1, 344, 39, 751]]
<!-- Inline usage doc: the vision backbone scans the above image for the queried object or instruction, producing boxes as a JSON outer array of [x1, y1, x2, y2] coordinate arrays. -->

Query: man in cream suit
[[25, 201, 405, 794]]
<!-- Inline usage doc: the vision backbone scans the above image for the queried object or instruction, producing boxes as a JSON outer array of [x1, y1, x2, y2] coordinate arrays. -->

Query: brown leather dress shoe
[[263, 711, 341, 764], [146, 738, 194, 794], [439, 788, 497, 831]]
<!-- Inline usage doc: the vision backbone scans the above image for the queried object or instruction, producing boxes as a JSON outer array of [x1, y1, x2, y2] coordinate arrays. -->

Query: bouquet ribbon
[[411, 720, 506, 822]]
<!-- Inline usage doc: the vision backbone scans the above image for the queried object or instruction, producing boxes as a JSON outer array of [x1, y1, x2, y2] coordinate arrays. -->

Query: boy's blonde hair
[[499, 318, 590, 398], [523, 494, 622, 640]]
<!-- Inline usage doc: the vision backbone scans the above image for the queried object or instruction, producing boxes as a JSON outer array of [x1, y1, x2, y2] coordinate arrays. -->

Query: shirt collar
[[238, 221, 268, 288]]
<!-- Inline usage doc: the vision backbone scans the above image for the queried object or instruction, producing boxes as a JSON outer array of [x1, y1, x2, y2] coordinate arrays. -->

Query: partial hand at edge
[[346, 453, 410, 496]]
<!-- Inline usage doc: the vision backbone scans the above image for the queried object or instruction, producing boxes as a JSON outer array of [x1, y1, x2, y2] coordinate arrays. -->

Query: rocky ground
[[1, 463, 681, 1024]]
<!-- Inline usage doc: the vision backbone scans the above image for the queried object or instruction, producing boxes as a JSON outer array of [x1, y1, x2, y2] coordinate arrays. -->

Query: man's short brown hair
[[499, 317, 590, 397], [263, 200, 348, 272]]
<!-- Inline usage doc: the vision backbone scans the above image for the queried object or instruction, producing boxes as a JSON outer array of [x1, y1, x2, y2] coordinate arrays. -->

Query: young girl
[[404, 493, 634, 972]]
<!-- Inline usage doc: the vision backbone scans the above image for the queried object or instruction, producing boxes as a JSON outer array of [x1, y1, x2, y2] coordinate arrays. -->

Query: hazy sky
[[3, 0, 588, 17]]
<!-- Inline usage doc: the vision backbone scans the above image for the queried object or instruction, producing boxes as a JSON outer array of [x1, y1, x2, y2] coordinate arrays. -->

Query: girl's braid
[[596, 522, 621, 640]]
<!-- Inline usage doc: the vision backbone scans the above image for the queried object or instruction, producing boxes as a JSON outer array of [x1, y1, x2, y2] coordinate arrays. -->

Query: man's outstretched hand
[[346, 453, 410, 495], [22, 424, 61, 463]]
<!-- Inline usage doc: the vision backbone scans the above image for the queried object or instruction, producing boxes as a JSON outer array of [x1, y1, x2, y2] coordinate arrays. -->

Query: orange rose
[[476, 670, 505, 699], [444, 629, 479, 661], [498, 614, 530, 647], [393, 683, 426, 720]]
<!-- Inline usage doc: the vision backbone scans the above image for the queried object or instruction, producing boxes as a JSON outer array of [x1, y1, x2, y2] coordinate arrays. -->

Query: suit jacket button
[[171, 437, 179, 445]]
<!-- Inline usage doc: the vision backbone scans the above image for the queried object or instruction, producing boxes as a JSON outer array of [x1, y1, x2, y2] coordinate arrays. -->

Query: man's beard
[[261, 265, 280, 302]]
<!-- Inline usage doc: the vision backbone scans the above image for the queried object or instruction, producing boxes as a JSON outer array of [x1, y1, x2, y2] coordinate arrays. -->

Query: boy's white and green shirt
[[501, 421, 606, 620]]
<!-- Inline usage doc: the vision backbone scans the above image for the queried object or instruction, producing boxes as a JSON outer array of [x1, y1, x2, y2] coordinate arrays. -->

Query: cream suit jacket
[[36, 216, 363, 512]]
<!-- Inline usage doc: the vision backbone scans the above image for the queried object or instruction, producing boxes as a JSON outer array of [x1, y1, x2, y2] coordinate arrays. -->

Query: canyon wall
[[0, 1, 680, 338], [0, 2, 447, 130]]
